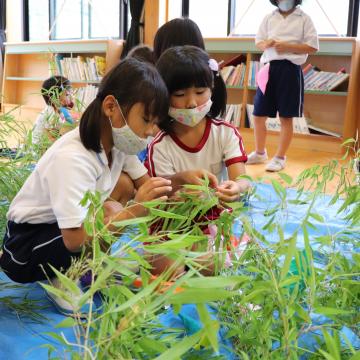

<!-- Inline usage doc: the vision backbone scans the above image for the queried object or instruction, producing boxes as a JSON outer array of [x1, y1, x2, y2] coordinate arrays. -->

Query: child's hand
[[179, 169, 218, 188], [273, 41, 291, 54], [103, 200, 124, 224], [215, 179, 250, 202], [135, 177, 172, 203], [265, 39, 275, 48]]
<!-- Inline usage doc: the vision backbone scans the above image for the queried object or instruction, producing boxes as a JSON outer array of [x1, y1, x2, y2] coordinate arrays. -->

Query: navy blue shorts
[[253, 60, 304, 118], [0, 221, 81, 283]]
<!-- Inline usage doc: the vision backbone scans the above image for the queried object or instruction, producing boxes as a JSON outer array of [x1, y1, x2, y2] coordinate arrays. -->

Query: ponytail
[[79, 97, 103, 152], [209, 72, 227, 119]]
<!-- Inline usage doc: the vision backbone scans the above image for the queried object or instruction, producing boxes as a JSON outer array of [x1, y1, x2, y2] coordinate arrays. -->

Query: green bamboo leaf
[[48, 266, 81, 295], [112, 216, 154, 228], [323, 329, 341, 360], [348, 351, 360, 360], [279, 275, 300, 288], [55, 317, 77, 328], [242, 287, 269, 302], [271, 179, 287, 199], [318, 349, 337, 360], [278, 172, 293, 184], [183, 276, 248, 289], [169, 289, 236, 304], [309, 212, 325, 223], [314, 307, 353, 315], [138, 337, 167, 355], [294, 304, 311, 323], [280, 235, 297, 280], [150, 208, 187, 220], [154, 330, 203, 360], [197, 303, 219, 352]]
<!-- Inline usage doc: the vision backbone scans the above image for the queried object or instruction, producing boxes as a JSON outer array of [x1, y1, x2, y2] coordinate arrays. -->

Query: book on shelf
[[53, 54, 106, 82], [220, 54, 246, 69], [306, 122, 341, 138], [224, 104, 242, 127], [246, 104, 310, 134], [74, 85, 98, 112], [302, 64, 349, 91]]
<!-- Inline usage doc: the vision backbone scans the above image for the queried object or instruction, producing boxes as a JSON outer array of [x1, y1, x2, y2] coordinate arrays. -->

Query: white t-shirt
[[256, 7, 319, 65], [146, 118, 247, 181], [32, 105, 60, 145], [7, 128, 147, 228]]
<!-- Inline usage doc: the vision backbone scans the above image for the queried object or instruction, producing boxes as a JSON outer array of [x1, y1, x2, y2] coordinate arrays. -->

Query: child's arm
[[273, 42, 317, 55], [256, 39, 275, 51], [216, 163, 250, 202]]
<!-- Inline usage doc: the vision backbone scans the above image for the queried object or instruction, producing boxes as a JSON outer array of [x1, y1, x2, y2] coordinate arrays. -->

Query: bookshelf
[[206, 37, 360, 154], [1, 39, 123, 127]]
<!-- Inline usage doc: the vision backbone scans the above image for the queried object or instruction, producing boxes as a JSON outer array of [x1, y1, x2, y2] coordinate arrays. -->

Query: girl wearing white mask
[[147, 45, 250, 203], [247, 0, 318, 172], [1, 58, 210, 303]]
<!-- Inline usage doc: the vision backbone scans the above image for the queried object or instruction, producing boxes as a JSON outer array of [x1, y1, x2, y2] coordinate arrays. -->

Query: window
[[189, 0, 228, 37], [233, 0, 274, 36], [51, 0, 83, 39], [168, 0, 182, 20], [89, 0, 120, 38], [302, 0, 349, 36], [232, 0, 351, 36], [28, 0, 49, 41], [27, 0, 125, 41]]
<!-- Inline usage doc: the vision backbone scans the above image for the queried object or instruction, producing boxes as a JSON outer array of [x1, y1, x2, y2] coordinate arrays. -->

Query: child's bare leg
[[110, 172, 135, 206], [276, 117, 293, 158], [253, 116, 267, 153]]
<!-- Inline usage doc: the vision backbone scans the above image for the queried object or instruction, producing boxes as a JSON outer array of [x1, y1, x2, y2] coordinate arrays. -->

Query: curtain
[[121, 0, 144, 58], [0, 0, 6, 62]]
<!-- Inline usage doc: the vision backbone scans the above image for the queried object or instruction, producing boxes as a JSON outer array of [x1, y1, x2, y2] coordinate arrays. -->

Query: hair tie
[[208, 58, 219, 76]]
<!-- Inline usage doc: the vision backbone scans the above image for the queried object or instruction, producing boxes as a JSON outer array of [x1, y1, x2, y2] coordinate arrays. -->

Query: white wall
[[6, 0, 23, 42]]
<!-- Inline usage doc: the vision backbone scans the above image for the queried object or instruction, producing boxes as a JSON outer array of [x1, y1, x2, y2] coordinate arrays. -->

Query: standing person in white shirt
[[0, 58, 179, 313], [246, 0, 319, 172]]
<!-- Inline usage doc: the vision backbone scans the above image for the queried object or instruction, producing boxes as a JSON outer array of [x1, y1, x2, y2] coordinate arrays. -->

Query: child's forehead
[[172, 85, 209, 92]]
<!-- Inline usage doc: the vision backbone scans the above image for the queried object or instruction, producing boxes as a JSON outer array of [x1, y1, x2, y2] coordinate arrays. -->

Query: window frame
[[179, 0, 360, 37], [24, 0, 128, 41]]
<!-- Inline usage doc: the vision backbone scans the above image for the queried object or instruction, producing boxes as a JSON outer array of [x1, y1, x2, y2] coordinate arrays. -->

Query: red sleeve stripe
[[225, 156, 248, 166], [147, 131, 167, 177], [210, 119, 247, 159]]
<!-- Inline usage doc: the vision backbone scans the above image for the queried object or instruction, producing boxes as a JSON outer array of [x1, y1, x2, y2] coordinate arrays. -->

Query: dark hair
[[153, 18, 205, 61], [127, 44, 155, 64], [269, 0, 302, 6], [80, 58, 169, 152], [41, 76, 71, 106], [156, 45, 227, 134]]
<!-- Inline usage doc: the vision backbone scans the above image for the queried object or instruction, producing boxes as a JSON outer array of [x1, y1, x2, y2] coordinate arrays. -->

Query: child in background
[[127, 44, 155, 64], [32, 76, 76, 145], [0, 59, 174, 313], [247, 0, 318, 172], [153, 17, 205, 61], [147, 45, 250, 201]]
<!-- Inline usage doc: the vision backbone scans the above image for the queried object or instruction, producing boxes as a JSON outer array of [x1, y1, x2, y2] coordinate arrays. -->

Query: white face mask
[[278, 0, 295, 12], [109, 101, 148, 155], [169, 99, 213, 127]]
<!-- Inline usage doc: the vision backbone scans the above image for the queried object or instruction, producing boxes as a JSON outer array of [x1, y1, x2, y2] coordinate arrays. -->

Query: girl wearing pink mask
[[147, 45, 250, 202]]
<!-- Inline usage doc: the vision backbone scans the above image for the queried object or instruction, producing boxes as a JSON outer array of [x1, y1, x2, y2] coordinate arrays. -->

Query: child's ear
[[102, 95, 117, 117]]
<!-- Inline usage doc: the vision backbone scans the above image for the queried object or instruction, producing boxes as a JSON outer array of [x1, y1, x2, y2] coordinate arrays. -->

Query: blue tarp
[[0, 183, 359, 359]]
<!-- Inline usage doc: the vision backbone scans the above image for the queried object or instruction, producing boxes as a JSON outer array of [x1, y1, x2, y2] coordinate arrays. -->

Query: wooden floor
[[243, 137, 349, 193]]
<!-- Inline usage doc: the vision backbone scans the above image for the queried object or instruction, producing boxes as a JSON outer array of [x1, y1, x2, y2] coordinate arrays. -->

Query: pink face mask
[[168, 99, 213, 127]]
